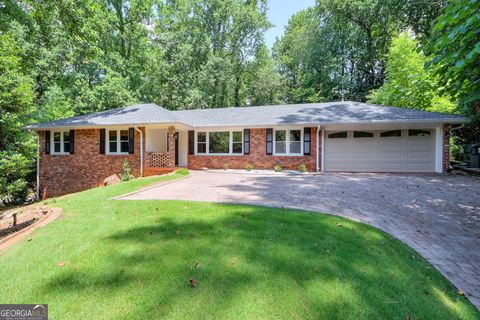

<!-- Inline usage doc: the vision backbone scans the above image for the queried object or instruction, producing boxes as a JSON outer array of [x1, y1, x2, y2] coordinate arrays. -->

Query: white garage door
[[325, 129, 435, 172]]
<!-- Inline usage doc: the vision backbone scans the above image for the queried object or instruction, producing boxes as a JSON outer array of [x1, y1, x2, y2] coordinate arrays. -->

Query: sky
[[264, 0, 316, 49]]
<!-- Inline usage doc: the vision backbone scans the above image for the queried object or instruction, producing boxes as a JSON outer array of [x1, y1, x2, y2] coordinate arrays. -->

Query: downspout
[[316, 125, 320, 172], [36, 132, 40, 200], [134, 126, 143, 177], [321, 127, 325, 172]]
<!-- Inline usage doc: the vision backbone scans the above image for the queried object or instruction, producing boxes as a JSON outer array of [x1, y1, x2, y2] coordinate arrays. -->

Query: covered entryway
[[324, 129, 436, 172]]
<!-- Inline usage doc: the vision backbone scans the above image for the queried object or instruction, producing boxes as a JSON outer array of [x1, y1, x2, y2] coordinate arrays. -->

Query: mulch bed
[[0, 206, 51, 240]]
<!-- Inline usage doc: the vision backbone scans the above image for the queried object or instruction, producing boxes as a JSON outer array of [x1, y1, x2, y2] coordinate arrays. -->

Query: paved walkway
[[119, 170, 480, 309]]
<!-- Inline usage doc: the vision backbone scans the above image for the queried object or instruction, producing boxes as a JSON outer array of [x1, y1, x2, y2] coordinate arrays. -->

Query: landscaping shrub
[[274, 164, 282, 172], [120, 159, 134, 181], [245, 164, 253, 171], [298, 164, 307, 173], [223, 163, 229, 170], [0, 151, 34, 207], [175, 168, 190, 175]]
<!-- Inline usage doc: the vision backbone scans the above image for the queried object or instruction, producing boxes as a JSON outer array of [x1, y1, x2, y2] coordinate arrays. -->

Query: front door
[[174, 132, 179, 166]]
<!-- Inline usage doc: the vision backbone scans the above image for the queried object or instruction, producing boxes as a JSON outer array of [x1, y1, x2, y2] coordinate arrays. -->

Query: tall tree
[[0, 30, 36, 205], [424, 0, 480, 131], [273, 0, 445, 103], [368, 32, 457, 113]]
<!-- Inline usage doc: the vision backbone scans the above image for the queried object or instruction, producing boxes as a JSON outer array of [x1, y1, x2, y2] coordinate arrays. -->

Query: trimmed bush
[[175, 168, 190, 175], [120, 159, 134, 181], [298, 164, 307, 173], [274, 164, 282, 172], [245, 164, 253, 171]]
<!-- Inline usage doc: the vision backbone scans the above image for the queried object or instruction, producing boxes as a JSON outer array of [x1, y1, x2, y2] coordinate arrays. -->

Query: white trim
[[134, 127, 143, 177], [50, 130, 71, 155], [194, 129, 244, 156], [435, 126, 443, 173], [273, 128, 303, 156], [106, 128, 130, 155], [320, 127, 325, 172]]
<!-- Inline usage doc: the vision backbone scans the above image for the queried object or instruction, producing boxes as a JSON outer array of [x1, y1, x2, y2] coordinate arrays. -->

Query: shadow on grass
[[41, 203, 474, 319]]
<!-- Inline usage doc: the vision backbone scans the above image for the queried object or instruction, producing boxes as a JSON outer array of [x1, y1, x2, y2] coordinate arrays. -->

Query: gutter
[[25, 118, 468, 131], [134, 127, 143, 177]]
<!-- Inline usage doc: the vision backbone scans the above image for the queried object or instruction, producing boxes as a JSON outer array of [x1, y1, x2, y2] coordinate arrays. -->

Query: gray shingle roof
[[27, 103, 179, 129], [172, 101, 465, 127], [27, 101, 466, 130]]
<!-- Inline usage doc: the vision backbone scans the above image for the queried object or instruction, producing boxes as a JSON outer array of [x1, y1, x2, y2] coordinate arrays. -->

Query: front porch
[[144, 126, 188, 176]]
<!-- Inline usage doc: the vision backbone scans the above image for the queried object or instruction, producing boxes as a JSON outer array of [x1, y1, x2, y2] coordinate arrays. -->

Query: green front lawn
[[0, 174, 477, 319]]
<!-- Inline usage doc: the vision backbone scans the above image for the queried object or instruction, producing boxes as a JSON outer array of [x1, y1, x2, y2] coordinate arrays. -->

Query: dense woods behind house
[[0, 0, 479, 205]]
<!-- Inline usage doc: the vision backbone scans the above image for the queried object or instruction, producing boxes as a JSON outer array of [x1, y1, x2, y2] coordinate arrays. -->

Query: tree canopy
[[368, 32, 456, 114]]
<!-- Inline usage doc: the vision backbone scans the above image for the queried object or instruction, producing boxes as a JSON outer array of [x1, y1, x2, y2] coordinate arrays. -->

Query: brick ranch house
[[27, 101, 466, 198]]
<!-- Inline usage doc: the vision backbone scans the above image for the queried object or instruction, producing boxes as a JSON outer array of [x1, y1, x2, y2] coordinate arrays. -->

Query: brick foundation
[[39, 128, 145, 198], [188, 128, 319, 171]]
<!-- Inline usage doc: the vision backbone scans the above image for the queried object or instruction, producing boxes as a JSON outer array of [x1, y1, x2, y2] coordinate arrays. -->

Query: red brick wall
[[39, 127, 145, 198], [443, 124, 450, 172], [188, 128, 320, 171]]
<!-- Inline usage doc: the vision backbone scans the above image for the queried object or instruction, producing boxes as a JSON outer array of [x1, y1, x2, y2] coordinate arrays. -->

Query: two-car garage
[[324, 128, 437, 172]]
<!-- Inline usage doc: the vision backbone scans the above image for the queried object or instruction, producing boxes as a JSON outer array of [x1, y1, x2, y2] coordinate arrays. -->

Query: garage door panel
[[325, 130, 435, 172], [378, 161, 405, 171]]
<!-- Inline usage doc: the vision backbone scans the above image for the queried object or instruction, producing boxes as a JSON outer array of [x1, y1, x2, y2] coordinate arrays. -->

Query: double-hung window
[[273, 129, 302, 155], [275, 130, 286, 154], [289, 130, 301, 153], [232, 131, 243, 154], [107, 129, 129, 154], [196, 130, 243, 155], [197, 132, 207, 154], [52, 131, 71, 154]]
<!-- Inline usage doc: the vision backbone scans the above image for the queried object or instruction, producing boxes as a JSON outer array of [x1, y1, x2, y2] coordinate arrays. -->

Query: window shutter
[[100, 129, 106, 154], [45, 131, 51, 154], [243, 129, 250, 155], [304, 128, 311, 155], [70, 129, 75, 154], [128, 128, 135, 154], [266, 128, 273, 155], [188, 131, 194, 155]]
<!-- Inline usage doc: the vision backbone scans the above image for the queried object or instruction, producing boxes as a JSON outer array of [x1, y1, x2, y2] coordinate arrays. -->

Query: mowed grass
[[0, 174, 478, 319]]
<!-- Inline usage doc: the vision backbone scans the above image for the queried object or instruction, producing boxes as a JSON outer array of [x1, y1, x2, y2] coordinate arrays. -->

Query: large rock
[[104, 174, 121, 186]]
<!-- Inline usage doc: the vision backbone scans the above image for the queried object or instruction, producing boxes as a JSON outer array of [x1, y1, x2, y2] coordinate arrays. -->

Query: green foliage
[[0, 30, 36, 206], [38, 85, 74, 122], [174, 168, 190, 175], [245, 163, 253, 171], [120, 159, 134, 181], [424, 0, 480, 134], [245, 44, 284, 106], [223, 163, 229, 170], [298, 163, 307, 173], [273, 1, 443, 103], [274, 164, 282, 172], [0, 151, 32, 206], [450, 136, 464, 162], [368, 32, 457, 113]]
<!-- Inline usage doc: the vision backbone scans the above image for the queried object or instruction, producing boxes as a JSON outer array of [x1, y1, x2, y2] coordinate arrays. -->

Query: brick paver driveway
[[120, 170, 480, 309]]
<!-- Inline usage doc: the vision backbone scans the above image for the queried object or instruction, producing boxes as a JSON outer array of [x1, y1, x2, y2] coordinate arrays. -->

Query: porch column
[[167, 126, 176, 167]]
